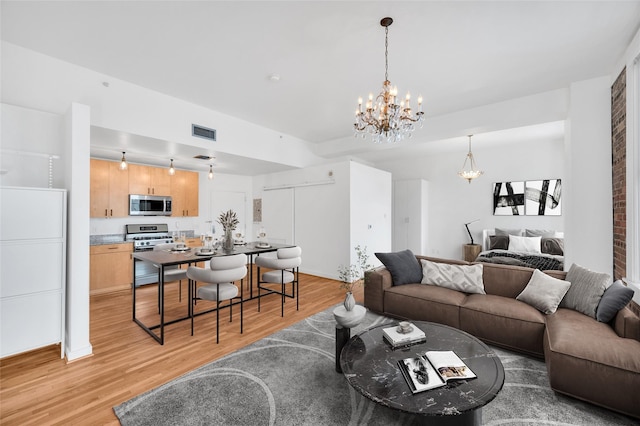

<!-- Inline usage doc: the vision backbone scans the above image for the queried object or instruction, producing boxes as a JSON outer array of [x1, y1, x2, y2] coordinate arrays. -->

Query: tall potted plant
[[337, 245, 373, 311]]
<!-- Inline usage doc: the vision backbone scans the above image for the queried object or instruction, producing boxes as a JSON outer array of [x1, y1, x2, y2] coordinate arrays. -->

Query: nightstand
[[463, 244, 482, 262]]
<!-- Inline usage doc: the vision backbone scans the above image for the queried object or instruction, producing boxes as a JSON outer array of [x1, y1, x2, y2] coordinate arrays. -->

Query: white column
[[64, 103, 93, 361]]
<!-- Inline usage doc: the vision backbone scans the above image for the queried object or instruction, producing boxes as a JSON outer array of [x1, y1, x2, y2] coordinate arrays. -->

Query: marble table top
[[340, 321, 505, 418]]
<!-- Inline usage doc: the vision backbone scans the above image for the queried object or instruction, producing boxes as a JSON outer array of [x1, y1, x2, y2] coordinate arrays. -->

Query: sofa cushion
[[461, 294, 546, 357], [516, 269, 571, 314], [375, 249, 422, 286], [560, 263, 611, 319], [544, 308, 640, 418], [596, 280, 635, 323], [420, 259, 485, 294], [384, 284, 466, 328]]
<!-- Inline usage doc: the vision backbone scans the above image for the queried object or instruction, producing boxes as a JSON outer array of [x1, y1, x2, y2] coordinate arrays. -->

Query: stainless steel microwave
[[129, 194, 172, 216]]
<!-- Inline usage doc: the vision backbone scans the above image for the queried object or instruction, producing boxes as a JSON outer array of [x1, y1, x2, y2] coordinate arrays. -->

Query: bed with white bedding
[[475, 228, 565, 271]]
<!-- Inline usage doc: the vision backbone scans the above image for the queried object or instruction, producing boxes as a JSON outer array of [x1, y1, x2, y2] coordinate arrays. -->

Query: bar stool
[[187, 253, 247, 343], [256, 246, 301, 317], [153, 243, 188, 301]]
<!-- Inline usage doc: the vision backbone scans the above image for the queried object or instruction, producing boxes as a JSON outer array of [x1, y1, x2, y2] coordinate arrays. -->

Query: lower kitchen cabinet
[[90, 243, 133, 295]]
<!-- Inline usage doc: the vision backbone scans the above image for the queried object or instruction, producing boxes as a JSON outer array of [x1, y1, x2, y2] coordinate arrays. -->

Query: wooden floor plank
[[0, 271, 362, 425]]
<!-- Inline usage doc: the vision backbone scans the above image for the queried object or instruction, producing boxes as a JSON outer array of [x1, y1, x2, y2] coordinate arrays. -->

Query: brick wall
[[611, 68, 626, 280]]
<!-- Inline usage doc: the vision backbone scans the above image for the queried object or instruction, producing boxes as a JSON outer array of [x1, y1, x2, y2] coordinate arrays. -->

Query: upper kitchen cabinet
[[90, 159, 129, 218], [129, 164, 171, 196], [171, 170, 199, 217]]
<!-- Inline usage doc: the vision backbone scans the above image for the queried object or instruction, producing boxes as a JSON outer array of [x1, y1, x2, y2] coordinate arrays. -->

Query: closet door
[[262, 188, 294, 245]]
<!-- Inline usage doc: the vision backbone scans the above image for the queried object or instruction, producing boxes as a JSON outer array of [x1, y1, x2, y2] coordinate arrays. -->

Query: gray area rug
[[114, 305, 639, 425]]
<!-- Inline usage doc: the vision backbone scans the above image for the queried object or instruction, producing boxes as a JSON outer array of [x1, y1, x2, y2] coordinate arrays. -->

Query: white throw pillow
[[421, 260, 485, 294], [516, 269, 571, 314], [508, 235, 541, 254]]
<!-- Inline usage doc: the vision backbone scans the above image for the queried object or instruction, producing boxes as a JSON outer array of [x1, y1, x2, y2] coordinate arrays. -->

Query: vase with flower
[[217, 209, 239, 251], [334, 245, 372, 328]]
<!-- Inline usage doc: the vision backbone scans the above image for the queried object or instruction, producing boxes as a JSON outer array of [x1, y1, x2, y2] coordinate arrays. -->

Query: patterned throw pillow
[[420, 260, 485, 294], [560, 263, 611, 319]]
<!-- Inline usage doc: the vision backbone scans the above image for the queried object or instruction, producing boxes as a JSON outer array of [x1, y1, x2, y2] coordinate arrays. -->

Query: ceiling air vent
[[192, 124, 216, 142]]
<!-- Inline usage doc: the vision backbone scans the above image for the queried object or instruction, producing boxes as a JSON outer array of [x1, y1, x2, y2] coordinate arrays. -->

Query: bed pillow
[[489, 235, 509, 250], [508, 235, 542, 253], [595, 280, 635, 323], [560, 263, 611, 319], [526, 229, 556, 237], [495, 228, 523, 237], [541, 237, 564, 256], [420, 259, 485, 294], [375, 249, 422, 286], [516, 269, 571, 314]]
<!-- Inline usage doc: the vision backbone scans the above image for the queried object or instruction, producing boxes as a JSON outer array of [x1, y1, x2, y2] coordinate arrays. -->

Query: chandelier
[[458, 135, 483, 183], [354, 17, 424, 143]]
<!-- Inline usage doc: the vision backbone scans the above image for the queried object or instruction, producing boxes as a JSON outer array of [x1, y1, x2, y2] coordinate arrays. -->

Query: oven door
[[133, 250, 160, 286]]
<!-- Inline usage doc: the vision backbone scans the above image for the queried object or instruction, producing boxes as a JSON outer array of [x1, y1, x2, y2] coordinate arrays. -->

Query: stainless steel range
[[126, 224, 174, 286]]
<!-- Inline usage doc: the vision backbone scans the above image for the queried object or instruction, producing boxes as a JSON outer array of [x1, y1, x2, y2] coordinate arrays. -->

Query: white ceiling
[[2, 1, 639, 173]]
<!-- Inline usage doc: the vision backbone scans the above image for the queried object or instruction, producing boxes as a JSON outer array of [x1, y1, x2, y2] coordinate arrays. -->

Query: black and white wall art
[[493, 181, 525, 215], [525, 179, 562, 216]]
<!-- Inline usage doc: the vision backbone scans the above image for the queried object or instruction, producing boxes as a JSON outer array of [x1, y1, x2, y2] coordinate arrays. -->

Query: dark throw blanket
[[476, 251, 564, 271]]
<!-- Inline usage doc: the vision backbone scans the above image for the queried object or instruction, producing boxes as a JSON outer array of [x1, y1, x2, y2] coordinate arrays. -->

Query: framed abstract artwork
[[525, 179, 562, 216], [493, 181, 525, 215]]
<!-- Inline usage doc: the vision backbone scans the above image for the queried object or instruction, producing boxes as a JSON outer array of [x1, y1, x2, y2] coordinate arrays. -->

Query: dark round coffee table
[[340, 321, 504, 426]]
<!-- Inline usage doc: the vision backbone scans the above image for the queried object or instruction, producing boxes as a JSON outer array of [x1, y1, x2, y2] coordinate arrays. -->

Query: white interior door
[[262, 188, 294, 244]]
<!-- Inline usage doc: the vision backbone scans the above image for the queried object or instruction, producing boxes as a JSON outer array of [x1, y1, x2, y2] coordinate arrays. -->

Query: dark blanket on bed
[[476, 251, 564, 271]]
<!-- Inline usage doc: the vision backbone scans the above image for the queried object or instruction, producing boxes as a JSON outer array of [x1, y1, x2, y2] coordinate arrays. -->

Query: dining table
[[132, 242, 294, 344]]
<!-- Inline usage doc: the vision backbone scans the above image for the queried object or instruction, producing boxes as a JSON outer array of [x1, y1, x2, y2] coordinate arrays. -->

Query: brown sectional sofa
[[364, 255, 640, 419]]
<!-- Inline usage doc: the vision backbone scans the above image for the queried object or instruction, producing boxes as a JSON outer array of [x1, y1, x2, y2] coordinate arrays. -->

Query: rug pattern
[[114, 306, 639, 425]]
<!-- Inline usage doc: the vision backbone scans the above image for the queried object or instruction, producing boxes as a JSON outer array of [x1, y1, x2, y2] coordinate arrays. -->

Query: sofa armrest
[[364, 266, 392, 314], [614, 303, 640, 342]]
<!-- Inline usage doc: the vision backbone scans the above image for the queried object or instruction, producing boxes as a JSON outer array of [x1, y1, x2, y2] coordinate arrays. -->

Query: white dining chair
[[153, 243, 188, 301], [187, 253, 247, 343], [256, 246, 301, 317]]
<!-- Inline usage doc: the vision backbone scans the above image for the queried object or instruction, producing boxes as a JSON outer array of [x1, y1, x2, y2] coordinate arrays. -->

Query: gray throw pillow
[[420, 260, 485, 294], [375, 249, 422, 286], [560, 263, 611, 319], [489, 235, 509, 250], [516, 269, 571, 314], [541, 237, 564, 256], [596, 280, 635, 323], [526, 229, 556, 237], [495, 228, 522, 236]]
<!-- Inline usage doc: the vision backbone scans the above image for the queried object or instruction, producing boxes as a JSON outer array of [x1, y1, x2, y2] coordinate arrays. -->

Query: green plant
[[338, 245, 373, 292]]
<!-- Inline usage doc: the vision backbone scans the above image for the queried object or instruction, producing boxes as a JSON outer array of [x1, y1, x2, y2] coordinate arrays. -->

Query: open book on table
[[398, 350, 476, 394]]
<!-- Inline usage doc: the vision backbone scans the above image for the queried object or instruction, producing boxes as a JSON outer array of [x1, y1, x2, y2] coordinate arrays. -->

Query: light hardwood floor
[[1, 271, 361, 425]]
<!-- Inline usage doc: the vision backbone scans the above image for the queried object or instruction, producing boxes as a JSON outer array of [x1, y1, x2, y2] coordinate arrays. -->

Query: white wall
[[376, 137, 565, 260], [350, 161, 392, 268], [1, 103, 65, 188], [564, 77, 613, 275]]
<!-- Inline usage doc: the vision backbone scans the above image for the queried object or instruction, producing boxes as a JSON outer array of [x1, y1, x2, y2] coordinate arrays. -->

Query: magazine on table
[[398, 350, 476, 394], [382, 323, 426, 348]]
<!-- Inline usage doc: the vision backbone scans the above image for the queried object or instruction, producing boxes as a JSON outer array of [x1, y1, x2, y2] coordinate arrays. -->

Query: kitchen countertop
[[90, 230, 196, 246]]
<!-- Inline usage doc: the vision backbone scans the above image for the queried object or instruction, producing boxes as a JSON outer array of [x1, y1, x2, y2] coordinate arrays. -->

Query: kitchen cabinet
[[129, 164, 171, 196], [1, 187, 66, 358], [171, 170, 199, 217], [90, 243, 133, 295], [90, 159, 129, 218]]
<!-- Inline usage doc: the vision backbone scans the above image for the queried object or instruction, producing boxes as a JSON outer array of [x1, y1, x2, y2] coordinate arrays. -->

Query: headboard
[[481, 229, 564, 251]]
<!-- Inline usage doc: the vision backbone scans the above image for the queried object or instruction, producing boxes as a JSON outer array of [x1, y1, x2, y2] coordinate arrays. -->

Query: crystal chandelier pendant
[[354, 17, 424, 143], [458, 135, 483, 183]]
